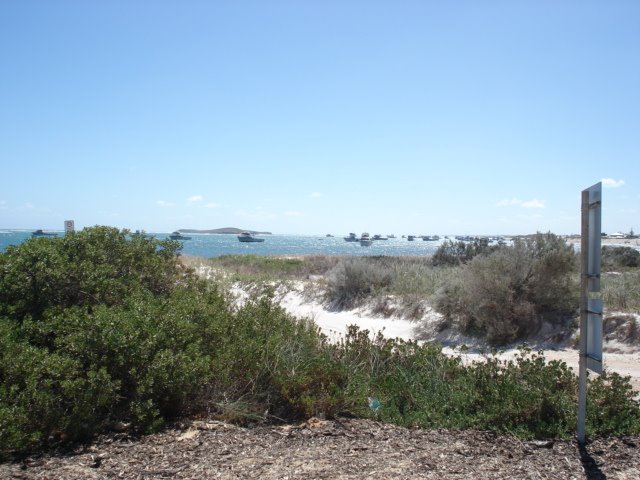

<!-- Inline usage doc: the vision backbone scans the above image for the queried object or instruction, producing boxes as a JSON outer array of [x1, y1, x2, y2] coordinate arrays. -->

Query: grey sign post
[[64, 220, 75, 233], [578, 182, 603, 444]]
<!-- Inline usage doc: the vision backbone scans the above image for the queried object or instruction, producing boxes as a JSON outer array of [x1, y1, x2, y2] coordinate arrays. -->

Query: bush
[[431, 238, 498, 266], [0, 227, 214, 451], [0, 226, 186, 321], [600, 271, 640, 312], [602, 246, 640, 269], [325, 258, 393, 308], [587, 371, 640, 436], [434, 233, 578, 344], [458, 348, 578, 437]]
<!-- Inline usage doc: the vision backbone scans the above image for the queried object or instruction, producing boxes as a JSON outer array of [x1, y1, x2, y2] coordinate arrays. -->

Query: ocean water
[[0, 231, 444, 257]]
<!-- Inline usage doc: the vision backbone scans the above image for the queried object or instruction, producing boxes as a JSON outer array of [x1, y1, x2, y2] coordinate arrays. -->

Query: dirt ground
[[2, 418, 639, 479]]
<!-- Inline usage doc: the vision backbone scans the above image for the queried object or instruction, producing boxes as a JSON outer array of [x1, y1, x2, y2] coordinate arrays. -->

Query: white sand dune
[[277, 284, 640, 394]]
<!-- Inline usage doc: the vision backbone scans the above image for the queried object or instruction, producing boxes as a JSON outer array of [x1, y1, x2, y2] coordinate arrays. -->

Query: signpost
[[577, 182, 603, 444], [64, 220, 75, 233]]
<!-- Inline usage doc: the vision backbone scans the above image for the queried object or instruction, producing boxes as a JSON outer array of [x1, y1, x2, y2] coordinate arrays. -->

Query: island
[[177, 227, 272, 235]]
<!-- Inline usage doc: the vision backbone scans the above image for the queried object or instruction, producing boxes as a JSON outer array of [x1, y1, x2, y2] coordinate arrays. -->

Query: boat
[[422, 235, 440, 241], [31, 229, 58, 237], [360, 233, 372, 246], [326, 234, 334, 237], [169, 231, 192, 240], [344, 233, 358, 242], [388, 234, 396, 239], [407, 235, 416, 241], [372, 234, 388, 241], [237, 232, 265, 243]]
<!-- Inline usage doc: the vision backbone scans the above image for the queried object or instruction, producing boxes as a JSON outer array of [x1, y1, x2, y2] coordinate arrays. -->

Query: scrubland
[[2, 228, 640, 460]]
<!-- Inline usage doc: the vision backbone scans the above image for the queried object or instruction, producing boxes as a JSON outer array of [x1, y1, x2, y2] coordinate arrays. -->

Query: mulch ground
[[2, 418, 639, 479]]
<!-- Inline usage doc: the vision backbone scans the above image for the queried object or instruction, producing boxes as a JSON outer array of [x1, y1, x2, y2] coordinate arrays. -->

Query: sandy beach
[[564, 236, 640, 249]]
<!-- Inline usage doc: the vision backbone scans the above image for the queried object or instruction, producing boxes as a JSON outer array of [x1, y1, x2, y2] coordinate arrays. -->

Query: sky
[[1, 1, 638, 236]]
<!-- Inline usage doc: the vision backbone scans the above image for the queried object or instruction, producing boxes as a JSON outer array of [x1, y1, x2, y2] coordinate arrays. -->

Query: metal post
[[577, 190, 589, 444]]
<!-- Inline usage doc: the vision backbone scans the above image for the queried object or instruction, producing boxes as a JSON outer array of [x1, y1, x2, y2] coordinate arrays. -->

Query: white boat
[[237, 232, 265, 243], [372, 234, 388, 240], [344, 233, 358, 242], [360, 233, 372, 246]]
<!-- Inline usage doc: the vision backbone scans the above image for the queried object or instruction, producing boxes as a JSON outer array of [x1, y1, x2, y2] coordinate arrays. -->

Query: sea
[[0, 230, 446, 258]]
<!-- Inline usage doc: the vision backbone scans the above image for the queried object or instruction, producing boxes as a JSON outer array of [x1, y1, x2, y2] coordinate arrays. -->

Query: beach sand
[[278, 284, 640, 394], [564, 236, 640, 248]]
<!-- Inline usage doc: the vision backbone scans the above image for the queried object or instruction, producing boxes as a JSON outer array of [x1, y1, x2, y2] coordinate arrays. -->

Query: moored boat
[[360, 233, 372, 246], [169, 231, 192, 240], [237, 232, 265, 243], [31, 229, 58, 237], [372, 234, 388, 240], [344, 233, 358, 242]]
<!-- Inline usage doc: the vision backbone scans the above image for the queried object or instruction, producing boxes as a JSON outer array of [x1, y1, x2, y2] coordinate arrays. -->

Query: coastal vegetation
[[1, 227, 640, 457], [194, 234, 640, 333]]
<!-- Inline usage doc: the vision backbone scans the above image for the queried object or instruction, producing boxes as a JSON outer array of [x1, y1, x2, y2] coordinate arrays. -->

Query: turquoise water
[[0, 231, 444, 257]]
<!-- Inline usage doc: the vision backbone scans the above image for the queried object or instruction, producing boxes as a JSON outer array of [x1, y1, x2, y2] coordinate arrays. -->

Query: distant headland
[[177, 227, 272, 235]]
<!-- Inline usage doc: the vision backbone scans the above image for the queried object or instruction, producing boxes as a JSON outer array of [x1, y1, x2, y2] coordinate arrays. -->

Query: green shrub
[[431, 238, 498, 266], [0, 227, 213, 451], [0, 226, 186, 321], [458, 348, 578, 437], [325, 258, 393, 308], [193, 254, 340, 284], [600, 270, 640, 312], [602, 246, 640, 269], [587, 371, 640, 436], [0, 317, 120, 449], [434, 233, 578, 344]]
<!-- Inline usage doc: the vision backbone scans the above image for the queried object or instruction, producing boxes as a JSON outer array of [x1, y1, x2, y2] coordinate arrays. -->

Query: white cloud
[[310, 192, 322, 198], [187, 195, 204, 204], [156, 200, 175, 207], [203, 202, 221, 209], [497, 198, 545, 208], [602, 178, 625, 188], [521, 199, 545, 209], [496, 198, 522, 207], [284, 211, 305, 217]]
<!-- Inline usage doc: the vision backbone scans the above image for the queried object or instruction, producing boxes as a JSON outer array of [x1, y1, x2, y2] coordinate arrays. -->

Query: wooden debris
[[1, 419, 639, 479]]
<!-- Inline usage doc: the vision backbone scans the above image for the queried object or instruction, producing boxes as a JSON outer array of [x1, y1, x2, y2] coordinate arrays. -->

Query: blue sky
[[1, 1, 638, 235]]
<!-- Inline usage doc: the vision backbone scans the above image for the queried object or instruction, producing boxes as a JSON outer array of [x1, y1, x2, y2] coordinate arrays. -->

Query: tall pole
[[577, 189, 589, 444]]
